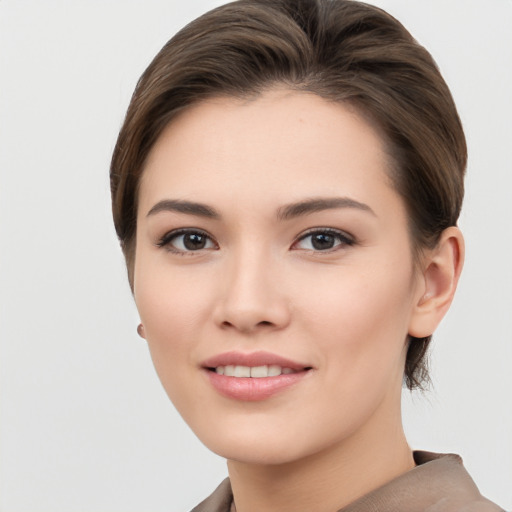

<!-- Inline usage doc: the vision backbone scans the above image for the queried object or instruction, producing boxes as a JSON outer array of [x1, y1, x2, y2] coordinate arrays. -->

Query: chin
[[210, 439, 307, 466], [191, 417, 347, 467]]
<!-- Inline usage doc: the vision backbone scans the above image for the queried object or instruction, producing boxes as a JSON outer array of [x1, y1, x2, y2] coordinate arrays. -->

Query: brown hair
[[110, 0, 467, 390]]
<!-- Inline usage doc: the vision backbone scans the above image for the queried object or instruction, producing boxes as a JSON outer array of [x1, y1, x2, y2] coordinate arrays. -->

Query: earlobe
[[137, 323, 146, 339], [408, 227, 465, 338]]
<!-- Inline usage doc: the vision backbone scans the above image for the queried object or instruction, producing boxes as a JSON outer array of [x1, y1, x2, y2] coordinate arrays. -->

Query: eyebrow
[[146, 199, 220, 219], [277, 197, 376, 220], [146, 196, 375, 221]]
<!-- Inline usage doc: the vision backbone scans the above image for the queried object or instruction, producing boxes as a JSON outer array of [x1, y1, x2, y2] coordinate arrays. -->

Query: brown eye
[[310, 232, 336, 250], [294, 229, 354, 251], [158, 229, 216, 253], [182, 232, 209, 250]]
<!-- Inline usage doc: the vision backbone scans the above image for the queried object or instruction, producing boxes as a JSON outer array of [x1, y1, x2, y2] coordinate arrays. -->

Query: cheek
[[289, 267, 414, 446], [133, 254, 213, 385], [135, 249, 211, 329], [134, 277, 209, 425], [299, 262, 414, 381]]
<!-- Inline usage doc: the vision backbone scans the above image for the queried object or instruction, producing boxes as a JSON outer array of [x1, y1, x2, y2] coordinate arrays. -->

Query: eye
[[293, 228, 354, 252], [157, 229, 217, 253]]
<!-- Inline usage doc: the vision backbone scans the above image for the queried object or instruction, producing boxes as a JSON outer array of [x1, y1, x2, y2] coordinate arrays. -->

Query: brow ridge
[[147, 196, 374, 221], [146, 199, 220, 219], [277, 197, 375, 220]]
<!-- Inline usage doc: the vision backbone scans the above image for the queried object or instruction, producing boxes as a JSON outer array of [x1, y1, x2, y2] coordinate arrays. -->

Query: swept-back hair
[[110, 0, 466, 389]]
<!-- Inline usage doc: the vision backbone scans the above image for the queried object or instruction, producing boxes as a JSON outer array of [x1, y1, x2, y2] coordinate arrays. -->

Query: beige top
[[191, 451, 504, 512]]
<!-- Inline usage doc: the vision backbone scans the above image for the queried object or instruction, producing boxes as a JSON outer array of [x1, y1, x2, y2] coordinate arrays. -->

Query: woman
[[110, 0, 504, 510]]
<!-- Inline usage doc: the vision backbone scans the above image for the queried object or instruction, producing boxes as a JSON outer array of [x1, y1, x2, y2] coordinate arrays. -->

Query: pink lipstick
[[201, 351, 312, 401]]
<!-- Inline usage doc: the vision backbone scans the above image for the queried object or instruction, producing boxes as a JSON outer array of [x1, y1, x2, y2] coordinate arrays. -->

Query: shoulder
[[414, 451, 504, 512], [424, 496, 505, 512], [340, 451, 505, 512], [189, 452, 506, 512]]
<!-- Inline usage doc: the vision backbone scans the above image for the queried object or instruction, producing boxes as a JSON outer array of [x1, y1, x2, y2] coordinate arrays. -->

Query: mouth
[[208, 364, 307, 378], [201, 351, 313, 401]]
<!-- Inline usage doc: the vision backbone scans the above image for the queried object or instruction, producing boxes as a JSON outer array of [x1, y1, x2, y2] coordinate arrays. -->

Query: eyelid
[[156, 227, 218, 254], [292, 227, 355, 251], [155, 226, 354, 254]]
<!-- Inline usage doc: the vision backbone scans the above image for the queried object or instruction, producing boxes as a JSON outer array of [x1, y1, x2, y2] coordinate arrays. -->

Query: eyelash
[[156, 228, 217, 255], [156, 227, 355, 255], [293, 228, 355, 252]]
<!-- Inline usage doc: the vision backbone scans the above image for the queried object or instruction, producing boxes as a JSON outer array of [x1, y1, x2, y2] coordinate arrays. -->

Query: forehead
[[139, 88, 399, 218]]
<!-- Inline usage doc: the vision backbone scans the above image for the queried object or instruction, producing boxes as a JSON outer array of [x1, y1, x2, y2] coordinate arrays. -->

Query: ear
[[408, 227, 465, 338]]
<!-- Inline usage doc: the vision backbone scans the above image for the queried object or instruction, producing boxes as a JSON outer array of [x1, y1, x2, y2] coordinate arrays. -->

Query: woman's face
[[134, 89, 425, 465]]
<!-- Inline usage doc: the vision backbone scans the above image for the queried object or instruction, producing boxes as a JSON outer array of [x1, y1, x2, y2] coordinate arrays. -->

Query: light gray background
[[1, 1, 511, 511]]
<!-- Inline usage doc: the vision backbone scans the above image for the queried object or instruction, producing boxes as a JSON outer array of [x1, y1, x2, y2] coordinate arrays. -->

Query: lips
[[215, 364, 298, 377], [201, 351, 312, 401], [202, 350, 309, 370]]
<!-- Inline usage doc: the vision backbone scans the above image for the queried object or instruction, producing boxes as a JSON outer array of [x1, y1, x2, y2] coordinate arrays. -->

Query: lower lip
[[205, 370, 310, 401]]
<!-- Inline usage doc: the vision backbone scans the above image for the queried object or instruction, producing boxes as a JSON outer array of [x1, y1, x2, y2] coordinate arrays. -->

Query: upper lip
[[201, 351, 311, 370]]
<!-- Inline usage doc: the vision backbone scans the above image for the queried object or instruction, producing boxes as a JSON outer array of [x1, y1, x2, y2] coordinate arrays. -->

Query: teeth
[[250, 365, 268, 378], [215, 365, 297, 377], [234, 365, 251, 377], [268, 365, 281, 376]]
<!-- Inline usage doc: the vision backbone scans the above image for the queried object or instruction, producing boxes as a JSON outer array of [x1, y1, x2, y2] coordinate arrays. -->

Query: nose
[[212, 249, 291, 334]]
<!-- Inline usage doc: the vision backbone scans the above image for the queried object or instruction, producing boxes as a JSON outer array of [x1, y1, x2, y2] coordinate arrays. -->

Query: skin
[[134, 89, 463, 512]]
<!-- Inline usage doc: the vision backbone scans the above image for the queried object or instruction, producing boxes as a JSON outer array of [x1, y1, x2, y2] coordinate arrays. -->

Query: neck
[[227, 395, 414, 512]]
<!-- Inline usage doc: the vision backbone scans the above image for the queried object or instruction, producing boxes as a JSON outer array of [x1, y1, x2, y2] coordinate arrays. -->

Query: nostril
[[219, 319, 275, 331]]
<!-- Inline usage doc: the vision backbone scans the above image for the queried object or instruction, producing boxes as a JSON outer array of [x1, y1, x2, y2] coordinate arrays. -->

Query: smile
[[202, 351, 312, 401], [212, 365, 299, 378]]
